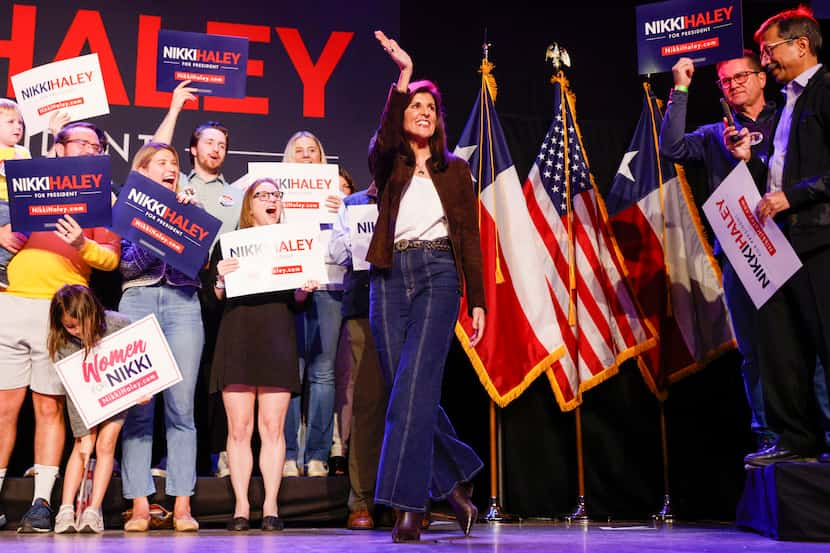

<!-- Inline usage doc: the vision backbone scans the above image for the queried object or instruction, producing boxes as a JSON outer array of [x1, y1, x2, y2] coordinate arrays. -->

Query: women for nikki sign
[[54, 314, 183, 429], [220, 222, 326, 297], [6, 156, 112, 232]]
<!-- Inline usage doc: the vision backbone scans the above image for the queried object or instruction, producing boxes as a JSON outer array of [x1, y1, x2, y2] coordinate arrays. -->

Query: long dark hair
[[48, 285, 107, 362], [404, 80, 449, 173]]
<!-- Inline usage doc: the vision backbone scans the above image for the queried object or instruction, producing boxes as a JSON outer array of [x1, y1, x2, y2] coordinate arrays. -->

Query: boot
[[392, 509, 423, 542], [446, 482, 477, 535]]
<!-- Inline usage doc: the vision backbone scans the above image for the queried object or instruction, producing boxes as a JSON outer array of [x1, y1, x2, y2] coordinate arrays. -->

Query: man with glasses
[[0, 121, 119, 532], [151, 81, 243, 479], [726, 6, 830, 467], [659, 50, 780, 455]]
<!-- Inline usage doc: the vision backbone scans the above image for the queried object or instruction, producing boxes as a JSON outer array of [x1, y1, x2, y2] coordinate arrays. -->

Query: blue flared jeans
[[369, 247, 483, 511]]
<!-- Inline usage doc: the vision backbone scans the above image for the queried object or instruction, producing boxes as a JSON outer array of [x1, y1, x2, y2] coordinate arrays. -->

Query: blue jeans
[[118, 284, 203, 498], [723, 258, 830, 444], [285, 290, 343, 464], [370, 248, 483, 511]]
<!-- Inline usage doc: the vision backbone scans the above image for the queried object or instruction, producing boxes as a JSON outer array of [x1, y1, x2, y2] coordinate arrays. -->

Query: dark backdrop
[[3, 0, 823, 521]]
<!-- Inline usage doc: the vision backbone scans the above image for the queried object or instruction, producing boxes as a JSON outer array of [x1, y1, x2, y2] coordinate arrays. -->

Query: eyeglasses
[[761, 37, 799, 59], [716, 70, 761, 90], [62, 138, 104, 154], [253, 191, 283, 201]]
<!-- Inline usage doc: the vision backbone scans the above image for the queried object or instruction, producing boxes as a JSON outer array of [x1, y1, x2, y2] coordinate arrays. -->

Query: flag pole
[[543, 41, 590, 524], [652, 400, 674, 522], [484, 399, 516, 522], [477, 34, 515, 523]]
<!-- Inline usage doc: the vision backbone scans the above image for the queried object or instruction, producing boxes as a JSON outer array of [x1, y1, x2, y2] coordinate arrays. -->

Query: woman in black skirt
[[210, 177, 318, 531]]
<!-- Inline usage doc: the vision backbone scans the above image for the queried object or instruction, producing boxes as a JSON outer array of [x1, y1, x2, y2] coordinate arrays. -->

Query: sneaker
[[283, 460, 301, 477], [17, 497, 53, 533], [151, 457, 167, 478], [77, 507, 104, 533], [214, 451, 230, 478], [22, 465, 36, 477], [0, 264, 8, 289], [54, 506, 77, 534], [0, 513, 6, 530], [306, 459, 328, 477]]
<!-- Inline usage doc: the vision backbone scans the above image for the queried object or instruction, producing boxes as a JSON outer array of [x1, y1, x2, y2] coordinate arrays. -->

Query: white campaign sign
[[11, 54, 110, 135], [247, 162, 341, 224], [54, 314, 183, 429], [221, 222, 326, 297], [702, 162, 802, 308], [347, 204, 378, 271]]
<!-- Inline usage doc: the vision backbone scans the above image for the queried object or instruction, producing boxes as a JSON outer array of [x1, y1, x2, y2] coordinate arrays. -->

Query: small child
[[0, 98, 31, 288], [47, 284, 131, 533]]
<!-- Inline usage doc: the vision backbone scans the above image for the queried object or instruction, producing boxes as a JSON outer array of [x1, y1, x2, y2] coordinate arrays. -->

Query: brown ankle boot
[[392, 510, 423, 542], [446, 483, 477, 535]]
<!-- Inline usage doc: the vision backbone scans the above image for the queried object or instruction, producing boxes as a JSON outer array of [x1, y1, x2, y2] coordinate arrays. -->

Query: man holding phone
[[658, 51, 783, 454]]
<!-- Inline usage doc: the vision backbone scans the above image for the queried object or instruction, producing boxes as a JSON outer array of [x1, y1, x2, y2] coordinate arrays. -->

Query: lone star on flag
[[616, 150, 638, 181]]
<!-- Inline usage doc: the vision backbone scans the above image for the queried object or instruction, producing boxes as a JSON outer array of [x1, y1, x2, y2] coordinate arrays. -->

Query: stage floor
[[2, 521, 827, 552]]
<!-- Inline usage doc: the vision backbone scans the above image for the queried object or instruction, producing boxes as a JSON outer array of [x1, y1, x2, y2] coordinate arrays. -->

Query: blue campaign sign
[[113, 171, 222, 278], [6, 155, 112, 232], [636, 0, 743, 75], [157, 30, 249, 98]]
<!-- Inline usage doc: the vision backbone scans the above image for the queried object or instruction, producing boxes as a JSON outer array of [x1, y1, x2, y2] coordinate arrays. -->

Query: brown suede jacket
[[366, 88, 485, 314]]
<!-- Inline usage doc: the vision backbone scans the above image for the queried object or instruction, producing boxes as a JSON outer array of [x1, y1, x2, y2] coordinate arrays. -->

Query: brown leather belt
[[393, 237, 452, 252]]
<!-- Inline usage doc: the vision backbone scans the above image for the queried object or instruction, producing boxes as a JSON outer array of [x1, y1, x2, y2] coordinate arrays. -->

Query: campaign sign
[[248, 162, 341, 224], [635, 0, 742, 75], [347, 204, 378, 271], [6, 155, 112, 232], [54, 314, 183, 429], [702, 162, 802, 308], [112, 171, 222, 278], [157, 30, 249, 98], [11, 54, 109, 135], [220, 222, 326, 297]]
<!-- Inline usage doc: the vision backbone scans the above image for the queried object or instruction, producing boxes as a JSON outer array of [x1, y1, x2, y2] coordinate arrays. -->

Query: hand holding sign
[[53, 214, 85, 249]]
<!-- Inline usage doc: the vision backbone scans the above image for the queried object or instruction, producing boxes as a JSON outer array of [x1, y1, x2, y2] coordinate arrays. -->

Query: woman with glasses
[[209, 178, 318, 531], [118, 143, 203, 533], [367, 32, 486, 542]]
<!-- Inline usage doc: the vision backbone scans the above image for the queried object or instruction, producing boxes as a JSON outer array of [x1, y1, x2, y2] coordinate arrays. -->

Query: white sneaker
[[306, 459, 328, 477], [54, 506, 76, 534], [283, 460, 301, 477], [77, 507, 104, 533], [215, 451, 230, 478]]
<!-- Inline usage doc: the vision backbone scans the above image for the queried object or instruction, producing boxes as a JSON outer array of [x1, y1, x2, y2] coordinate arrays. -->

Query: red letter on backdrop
[[134, 15, 198, 110], [276, 28, 353, 118], [0, 4, 37, 97], [203, 22, 270, 115], [54, 10, 130, 105]]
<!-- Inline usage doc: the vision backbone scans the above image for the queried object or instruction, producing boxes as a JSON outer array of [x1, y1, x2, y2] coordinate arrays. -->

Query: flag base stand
[[561, 495, 590, 523], [483, 496, 517, 522], [651, 494, 674, 523]]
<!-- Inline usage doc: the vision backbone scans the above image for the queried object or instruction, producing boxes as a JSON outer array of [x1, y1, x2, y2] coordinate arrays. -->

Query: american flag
[[523, 74, 656, 410]]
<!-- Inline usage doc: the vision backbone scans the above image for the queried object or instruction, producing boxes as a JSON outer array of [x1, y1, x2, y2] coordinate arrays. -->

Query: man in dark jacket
[[728, 6, 830, 466]]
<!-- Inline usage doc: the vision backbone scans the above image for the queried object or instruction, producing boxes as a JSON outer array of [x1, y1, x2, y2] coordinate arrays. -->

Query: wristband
[[673, 84, 689, 93]]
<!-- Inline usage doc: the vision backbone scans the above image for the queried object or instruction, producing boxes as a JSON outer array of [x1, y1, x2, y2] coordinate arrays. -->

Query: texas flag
[[604, 83, 735, 396]]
